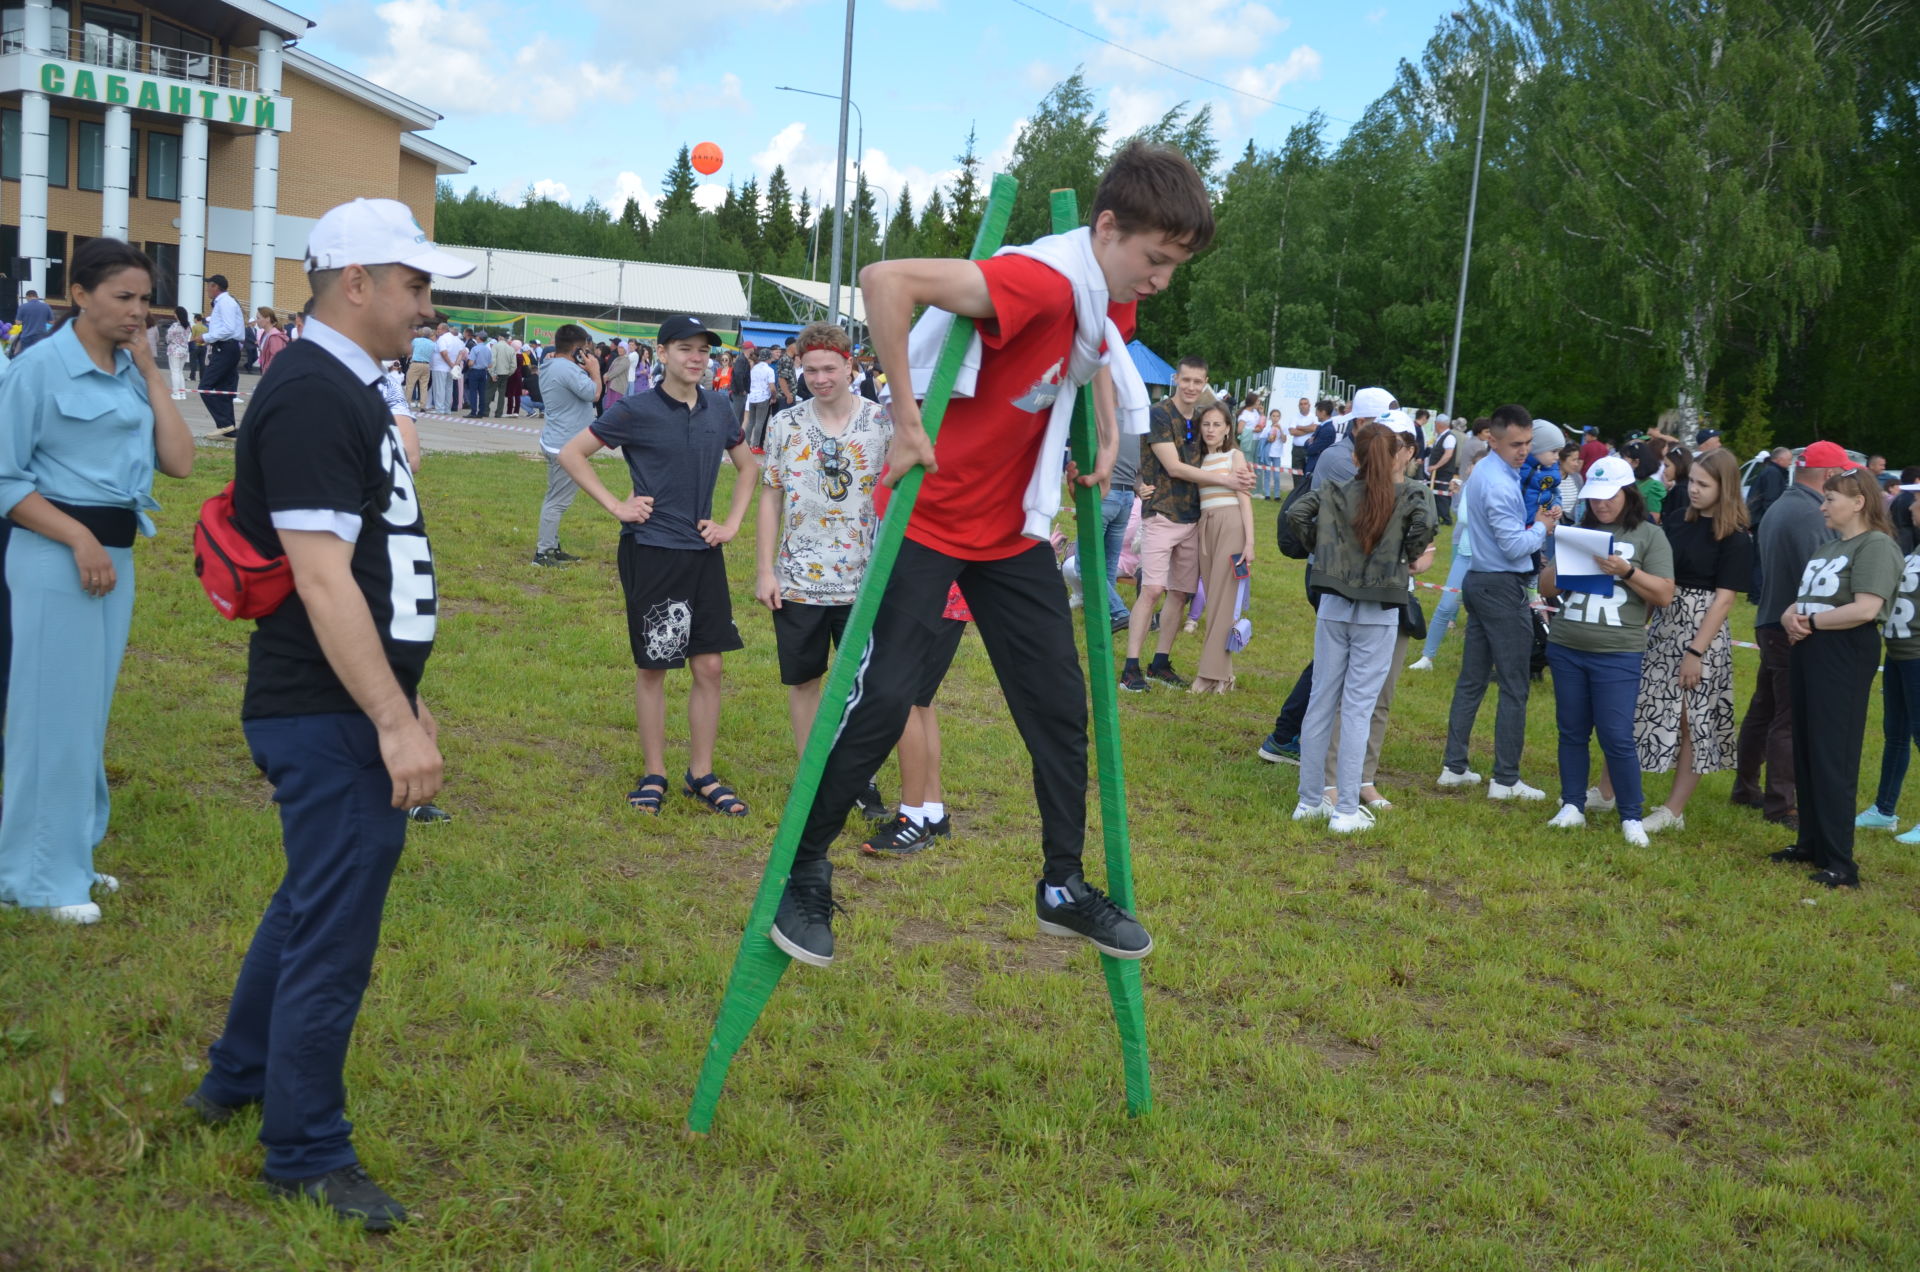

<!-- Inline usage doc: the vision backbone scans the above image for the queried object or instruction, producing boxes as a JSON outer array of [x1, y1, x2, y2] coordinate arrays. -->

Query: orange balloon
[[691, 142, 723, 176]]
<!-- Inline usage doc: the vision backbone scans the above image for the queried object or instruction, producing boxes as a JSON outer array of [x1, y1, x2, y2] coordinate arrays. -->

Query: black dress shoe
[[264, 1163, 409, 1232], [1807, 869, 1860, 889], [182, 1088, 256, 1125], [1768, 847, 1818, 864]]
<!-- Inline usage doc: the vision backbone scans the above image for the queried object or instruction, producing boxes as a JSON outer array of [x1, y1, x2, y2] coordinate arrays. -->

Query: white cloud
[[1226, 45, 1324, 118], [606, 170, 658, 219], [1106, 85, 1173, 139], [693, 183, 728, 212], [530, 178, 573, 202]]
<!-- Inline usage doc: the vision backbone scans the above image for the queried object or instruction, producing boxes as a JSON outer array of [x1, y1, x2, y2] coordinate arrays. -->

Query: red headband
[[800, 342, 850, 361]]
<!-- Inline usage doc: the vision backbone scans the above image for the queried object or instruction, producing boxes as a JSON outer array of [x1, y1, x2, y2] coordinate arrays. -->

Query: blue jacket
[[1517, 454, 1560, 527]]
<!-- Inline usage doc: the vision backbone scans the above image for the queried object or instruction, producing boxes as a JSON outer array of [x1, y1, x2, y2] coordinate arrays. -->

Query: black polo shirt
[[589, 383, 745, 550]]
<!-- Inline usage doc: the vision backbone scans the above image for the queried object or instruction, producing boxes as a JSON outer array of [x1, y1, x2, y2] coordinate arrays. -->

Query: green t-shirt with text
[[1549, 519, 1674, 654], [1796, 531, 1902, 625], [1882, 551, 1920, 661]]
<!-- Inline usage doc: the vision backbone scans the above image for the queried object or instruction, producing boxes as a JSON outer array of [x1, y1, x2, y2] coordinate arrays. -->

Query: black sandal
[[627, 774, 668, 815], [684, 771, 748, 817]]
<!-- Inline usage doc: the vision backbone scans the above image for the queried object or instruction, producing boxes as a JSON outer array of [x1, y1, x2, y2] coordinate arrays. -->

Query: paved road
[[176, 369, 544, 457]]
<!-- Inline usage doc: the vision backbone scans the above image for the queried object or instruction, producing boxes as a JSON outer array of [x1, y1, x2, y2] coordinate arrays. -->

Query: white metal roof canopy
[[433, 245, 749, 319]]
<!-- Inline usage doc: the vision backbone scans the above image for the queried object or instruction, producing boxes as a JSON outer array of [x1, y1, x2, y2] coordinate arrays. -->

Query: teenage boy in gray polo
[[532, 324, 601, 566], [557, 316, 760, 817]]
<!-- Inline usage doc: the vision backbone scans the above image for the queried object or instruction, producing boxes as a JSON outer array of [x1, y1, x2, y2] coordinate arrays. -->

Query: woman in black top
[[1602, 448, 1752, 831]]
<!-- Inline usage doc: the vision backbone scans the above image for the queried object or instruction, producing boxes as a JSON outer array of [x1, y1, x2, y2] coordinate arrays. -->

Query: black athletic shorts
[[915, 616, 966, 708], [617, 540, 743, 669], [771, 601, 850, 685]]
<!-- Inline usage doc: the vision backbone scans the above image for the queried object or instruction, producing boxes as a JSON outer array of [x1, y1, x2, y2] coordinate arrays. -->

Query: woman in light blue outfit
[[1411, 476, 1474, 669], [0, 239, 194, 923]]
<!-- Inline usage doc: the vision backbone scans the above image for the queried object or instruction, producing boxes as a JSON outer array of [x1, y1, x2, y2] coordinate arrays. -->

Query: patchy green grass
[[2, 449, 1916, 1271]]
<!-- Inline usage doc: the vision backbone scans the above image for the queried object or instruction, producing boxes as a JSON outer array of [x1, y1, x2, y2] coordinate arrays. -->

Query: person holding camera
[[532, 324, 602, 566]]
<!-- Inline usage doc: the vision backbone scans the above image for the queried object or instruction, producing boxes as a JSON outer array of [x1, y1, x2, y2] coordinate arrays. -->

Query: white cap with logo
[[1350, 386, 1395, 419], [305, 198, 476, 279], [1580, 455, 1637, 501]]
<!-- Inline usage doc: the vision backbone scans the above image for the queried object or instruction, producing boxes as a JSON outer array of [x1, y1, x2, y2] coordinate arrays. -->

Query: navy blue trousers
[[200, 338, 240, 432], [198, 712, 408, 1179], [1544, 643, 1646, 820]]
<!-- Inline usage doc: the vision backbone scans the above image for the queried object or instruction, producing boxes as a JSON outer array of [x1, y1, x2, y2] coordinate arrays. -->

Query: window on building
[[1, 108, 17, 182], [46, 116, 67, 188], [1, 2, 73, 56], [145, 241, 178, 309], [77, 120, 102, 191], [145, 131, 179, 201], [149, 18, 213, 83], [79, 4, 139, 71], [45, 229, 67, 299]]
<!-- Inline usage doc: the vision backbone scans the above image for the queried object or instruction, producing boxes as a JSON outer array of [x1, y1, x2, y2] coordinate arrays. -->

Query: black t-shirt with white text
[[233, 339, 436, 718]]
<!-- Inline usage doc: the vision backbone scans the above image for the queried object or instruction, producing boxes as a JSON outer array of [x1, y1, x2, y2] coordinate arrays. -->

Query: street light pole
[[777, 84, 864, 324], [1442, 19, 1490, 422]]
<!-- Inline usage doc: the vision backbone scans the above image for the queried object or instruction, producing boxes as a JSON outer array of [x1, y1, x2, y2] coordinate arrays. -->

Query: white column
[[101, 106, 131, 242], [248, 31, 283, 314], [18, 0, 53, 296], [177, 117, 209, 314]]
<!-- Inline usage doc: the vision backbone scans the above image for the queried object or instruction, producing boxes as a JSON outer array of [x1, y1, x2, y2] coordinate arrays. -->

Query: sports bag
[[192, 481, 294, 620]]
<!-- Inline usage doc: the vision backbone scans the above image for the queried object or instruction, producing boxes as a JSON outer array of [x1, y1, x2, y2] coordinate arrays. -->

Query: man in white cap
[[187, 198, 474, 1232]]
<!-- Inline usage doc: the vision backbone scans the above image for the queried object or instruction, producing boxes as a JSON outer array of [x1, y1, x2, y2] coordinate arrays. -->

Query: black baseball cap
[[656, 316, 721, 347]]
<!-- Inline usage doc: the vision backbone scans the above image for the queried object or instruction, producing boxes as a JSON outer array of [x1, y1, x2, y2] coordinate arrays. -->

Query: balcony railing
[[1, 30, 257, 94]]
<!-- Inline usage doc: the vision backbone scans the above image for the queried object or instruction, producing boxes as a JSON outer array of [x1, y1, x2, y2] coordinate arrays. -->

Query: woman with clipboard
[[1537, 456, 1675, 846]]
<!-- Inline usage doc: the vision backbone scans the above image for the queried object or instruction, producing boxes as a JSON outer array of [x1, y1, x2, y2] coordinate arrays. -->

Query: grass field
[[2, 448, 1916, 1271]]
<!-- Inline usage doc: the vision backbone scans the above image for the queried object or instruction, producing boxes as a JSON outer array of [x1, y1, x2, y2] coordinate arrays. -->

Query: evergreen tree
[[618, 195, 651, 255], [657, 146, 700, 220], [917, 189, 951, 258], [947, 124, 984, 252], [1004, 70, 1108, 245], [885, 184, 915, 260], [763, 166, 799, 268]]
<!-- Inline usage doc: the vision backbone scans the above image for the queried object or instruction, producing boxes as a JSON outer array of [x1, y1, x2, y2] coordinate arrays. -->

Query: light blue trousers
[[0, 528, 134, 908]]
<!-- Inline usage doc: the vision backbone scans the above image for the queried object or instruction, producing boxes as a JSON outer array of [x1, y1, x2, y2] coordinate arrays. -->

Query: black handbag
[[1399, 591, 1428, 640]]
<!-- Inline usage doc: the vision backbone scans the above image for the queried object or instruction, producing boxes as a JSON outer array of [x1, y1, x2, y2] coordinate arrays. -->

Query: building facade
[[0, 0, 469, 317]]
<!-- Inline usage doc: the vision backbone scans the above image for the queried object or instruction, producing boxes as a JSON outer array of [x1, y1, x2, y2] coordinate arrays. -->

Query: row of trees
[[434, 0, 1917, 456]]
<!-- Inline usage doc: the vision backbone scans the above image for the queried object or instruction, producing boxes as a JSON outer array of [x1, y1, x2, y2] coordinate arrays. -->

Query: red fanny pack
[[193, 481, 294, 619]]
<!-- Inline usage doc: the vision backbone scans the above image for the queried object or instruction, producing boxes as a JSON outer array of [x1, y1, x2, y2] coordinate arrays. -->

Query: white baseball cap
[[1581, 455, 1637, 500], [305, 198, 476, 278], [1350, 386, 1395, 419], [1377, 409, 1417, 436]]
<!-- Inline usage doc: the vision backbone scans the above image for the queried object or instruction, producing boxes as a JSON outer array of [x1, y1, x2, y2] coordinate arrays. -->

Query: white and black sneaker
[[770, 859, 840, 968], [1035, 874, 1152, 959], [863, 813, 950, 857]]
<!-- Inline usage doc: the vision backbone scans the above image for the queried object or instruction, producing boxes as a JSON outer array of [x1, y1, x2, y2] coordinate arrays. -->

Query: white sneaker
[[1489, 779, 1547, 801], [32, 903, 101, 924], [1547, 803, 1586, 828], [1329, 806, 1376, 834], [92, 873, 119, 893], [1621, 819, 1649, 847], [1408, 656, 1435, 671], [1291, 798, 1334, 822], [1585, 787, 1616, 813], [1437, 767, 1483, 789], [1640, 806, 1685, 833]]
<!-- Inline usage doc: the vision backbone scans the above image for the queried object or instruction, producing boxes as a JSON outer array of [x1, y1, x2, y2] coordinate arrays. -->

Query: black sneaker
[[1035, 874, 1152, 959], [1808, 869, 1860, 889], [1768, 846, 1818, 864], [859, 814, 908, 855], [1110, 612, 1132, 634], [406, 803, 452, 825], [531, 548, 566, 567], [1146, 662, 1189, 689], [869, 815, 948, 857], [854, 779, 889, 822], [550, 547, 584, 562], [770, 859, 838, 968], [263, 1163, 409, 1232], [182, 1088, 255, 1125], [1119, 667, 1150, 693]]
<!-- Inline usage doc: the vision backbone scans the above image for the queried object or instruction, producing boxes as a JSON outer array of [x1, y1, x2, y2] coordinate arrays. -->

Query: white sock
[[922, 801, 945, 823], [901, 804, 929, 827]]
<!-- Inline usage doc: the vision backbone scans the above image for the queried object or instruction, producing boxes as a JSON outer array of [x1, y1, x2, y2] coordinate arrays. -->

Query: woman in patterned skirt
[[1599, 448, 1753, 832]]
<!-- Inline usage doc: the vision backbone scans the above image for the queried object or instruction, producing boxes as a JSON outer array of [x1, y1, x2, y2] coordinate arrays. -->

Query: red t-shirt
[[877, 254, 1137, 561], [1579, 439, 1609, 476]]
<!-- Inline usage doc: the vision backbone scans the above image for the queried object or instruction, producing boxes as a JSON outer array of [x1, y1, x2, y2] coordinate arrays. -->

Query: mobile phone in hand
[[1232, 553, 1249, 579]]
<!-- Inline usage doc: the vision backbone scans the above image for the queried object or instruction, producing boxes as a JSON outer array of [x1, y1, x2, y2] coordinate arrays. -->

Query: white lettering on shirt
[[1560, 541, 1636, 627]]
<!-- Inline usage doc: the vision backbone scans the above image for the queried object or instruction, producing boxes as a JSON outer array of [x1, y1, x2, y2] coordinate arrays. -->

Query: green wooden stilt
[[1050, 187, 1151, 1116], [685, 175, 1018, 1136]]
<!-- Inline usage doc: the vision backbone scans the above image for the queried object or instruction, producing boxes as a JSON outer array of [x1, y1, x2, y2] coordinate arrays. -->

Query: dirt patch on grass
[[1302, 1032, 1379, 1071], [1383, 866, 1483, 914]]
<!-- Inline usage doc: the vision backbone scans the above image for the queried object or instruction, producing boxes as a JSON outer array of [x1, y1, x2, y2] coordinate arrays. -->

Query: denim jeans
[[1544, 643, 1645, 820], [1422, 548, 1473, 661], [1257, 450, 1284, 498], [1100, 488, 1132, 620], [1873, 657, 1920, 816]]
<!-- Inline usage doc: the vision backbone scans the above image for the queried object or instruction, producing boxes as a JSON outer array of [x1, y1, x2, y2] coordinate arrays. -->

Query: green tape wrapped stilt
[[684, 175, 1019, 1136], [1051, 187, 1151, 1117]]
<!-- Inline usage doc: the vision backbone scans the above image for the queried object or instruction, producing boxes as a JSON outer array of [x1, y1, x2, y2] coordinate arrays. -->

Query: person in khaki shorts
[[1120, 355, 1252, 691]]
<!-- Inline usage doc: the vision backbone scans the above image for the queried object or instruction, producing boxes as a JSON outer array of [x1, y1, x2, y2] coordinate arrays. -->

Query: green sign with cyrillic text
[[32, 60, 292, 132]]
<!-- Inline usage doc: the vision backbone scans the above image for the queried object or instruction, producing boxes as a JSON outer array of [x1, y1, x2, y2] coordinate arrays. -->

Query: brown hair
[[795, 320, 851, 358], [1684, 449, 1752, 540], [1351, 422, 1412, 554], [1090, 140, 1215, 253], [1662, 444, 1691, 490], [1194, 400, 1235, 454], [1824, 469, 1896, 537]]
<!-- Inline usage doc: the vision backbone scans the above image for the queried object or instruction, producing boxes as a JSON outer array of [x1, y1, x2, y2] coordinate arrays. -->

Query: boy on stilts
[[769, 142, 1215, 967]]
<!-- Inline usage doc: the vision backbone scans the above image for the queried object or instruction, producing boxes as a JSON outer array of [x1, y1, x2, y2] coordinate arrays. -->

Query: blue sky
[[294, 0, 1456, 221]]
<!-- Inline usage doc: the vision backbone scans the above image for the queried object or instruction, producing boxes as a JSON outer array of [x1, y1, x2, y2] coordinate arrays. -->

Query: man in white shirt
[[200, 274, 247, 437], [431, 323, 461, 412], [745, 350, 777, 451]]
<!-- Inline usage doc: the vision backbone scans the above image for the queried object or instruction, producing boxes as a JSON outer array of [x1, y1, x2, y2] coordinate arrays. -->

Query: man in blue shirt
[[200, 274, 247, 437], [13, 290, 52, 354], [1440, 403, 1561, 799], [404, 327, 434, 407]]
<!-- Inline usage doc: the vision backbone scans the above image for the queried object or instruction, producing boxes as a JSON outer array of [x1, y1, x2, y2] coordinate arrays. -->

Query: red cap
[[1799, 440, 1858, 470]]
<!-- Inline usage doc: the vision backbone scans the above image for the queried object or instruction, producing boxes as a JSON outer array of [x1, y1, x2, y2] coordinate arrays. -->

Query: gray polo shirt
[[1753, 480, 1828, 629], [537, 357, 596, 455], [589, 383, 745, 551], [1110, 429, 1140, 492]]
